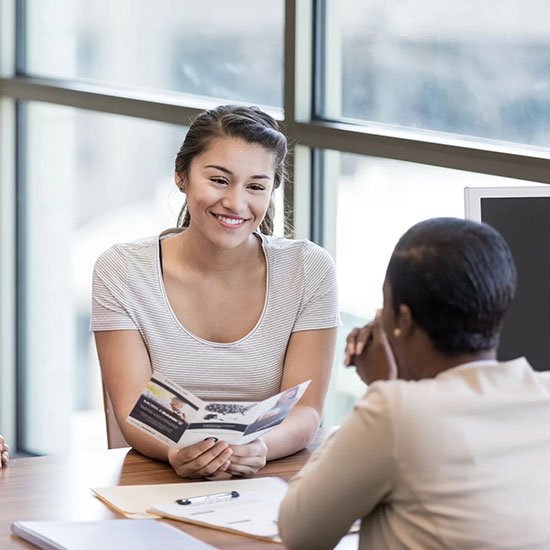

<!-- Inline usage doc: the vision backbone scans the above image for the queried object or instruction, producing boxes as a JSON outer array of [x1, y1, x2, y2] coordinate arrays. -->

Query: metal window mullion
[[0, 77, 235, 126], [310, 148, 324, 245], [292, 121, 550, 184], [14, 0, 26, 75], [14, 100, 30, 454]]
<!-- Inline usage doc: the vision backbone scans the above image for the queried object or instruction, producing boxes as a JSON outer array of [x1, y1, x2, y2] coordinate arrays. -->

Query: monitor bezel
[[464, 185, 550, 221]]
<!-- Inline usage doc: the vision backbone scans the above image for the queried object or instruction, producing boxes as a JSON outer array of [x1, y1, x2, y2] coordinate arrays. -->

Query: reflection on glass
[[323, 151, 537, 426], [324, 0, 550, 148], [26, 0, 284, 108]]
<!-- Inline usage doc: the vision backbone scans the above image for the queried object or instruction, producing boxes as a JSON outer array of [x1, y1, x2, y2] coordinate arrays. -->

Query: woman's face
[[178, 137, 275, 249]]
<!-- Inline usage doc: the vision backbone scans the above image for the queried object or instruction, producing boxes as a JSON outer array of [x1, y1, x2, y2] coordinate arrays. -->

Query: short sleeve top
[[90, 229, 341, 402]]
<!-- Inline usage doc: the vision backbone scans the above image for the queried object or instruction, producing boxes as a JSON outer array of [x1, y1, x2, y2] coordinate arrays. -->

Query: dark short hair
[[175, 105, 287, 235], [386, 217, 517, 354]]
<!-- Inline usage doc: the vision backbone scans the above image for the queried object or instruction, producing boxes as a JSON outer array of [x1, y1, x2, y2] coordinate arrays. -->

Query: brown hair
[[175, 105, 287, 235]]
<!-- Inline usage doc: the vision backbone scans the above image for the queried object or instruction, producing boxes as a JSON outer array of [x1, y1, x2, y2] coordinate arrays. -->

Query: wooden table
[[0, 429, 333, 549]]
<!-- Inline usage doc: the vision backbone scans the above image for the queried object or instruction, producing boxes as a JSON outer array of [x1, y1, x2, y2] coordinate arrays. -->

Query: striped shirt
[[91, 229, 341, 402]]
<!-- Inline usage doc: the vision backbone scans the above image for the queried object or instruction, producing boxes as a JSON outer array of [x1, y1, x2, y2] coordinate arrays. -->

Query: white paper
[[148, 478, 289, 540]]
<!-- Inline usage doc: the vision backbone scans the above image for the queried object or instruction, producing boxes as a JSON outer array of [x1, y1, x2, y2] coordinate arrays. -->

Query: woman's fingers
[[345, 324, 374, 366], [225, 439, 267, 476], [355, 324, 373, 357], [344, 328, 360, 366], [168, 440, 233, 478], [193, 447, 233, 478]]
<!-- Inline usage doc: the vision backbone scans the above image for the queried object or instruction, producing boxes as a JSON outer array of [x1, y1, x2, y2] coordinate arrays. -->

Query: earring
[[393, 328, 401, 338]]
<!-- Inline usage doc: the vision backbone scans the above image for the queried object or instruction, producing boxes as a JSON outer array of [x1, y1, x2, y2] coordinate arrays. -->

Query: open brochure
[[126, 374, 310, 448]]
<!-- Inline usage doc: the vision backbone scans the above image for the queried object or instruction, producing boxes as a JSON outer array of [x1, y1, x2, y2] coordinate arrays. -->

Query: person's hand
[[0, 435, 9, 468], [226, 438, 268, 476], [344, 317, 398, 385], [167, 439, 232, 478]]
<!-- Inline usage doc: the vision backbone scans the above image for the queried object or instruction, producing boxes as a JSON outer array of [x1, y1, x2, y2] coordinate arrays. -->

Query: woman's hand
[[226, 438, 268, 476], [345, 317, 398, 385], [167, 439, 232, 478], [0, 435, 9, 468]]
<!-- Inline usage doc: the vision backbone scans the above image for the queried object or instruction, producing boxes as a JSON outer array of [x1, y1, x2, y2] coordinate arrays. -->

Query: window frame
[[1, 0, 549, 452]]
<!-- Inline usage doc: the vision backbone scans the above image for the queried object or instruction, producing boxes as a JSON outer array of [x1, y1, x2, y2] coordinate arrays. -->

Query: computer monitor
[[464, 186, 550, 372]]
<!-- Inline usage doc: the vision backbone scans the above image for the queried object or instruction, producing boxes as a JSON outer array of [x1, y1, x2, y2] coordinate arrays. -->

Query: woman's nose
[[222, 186, 246, 212]]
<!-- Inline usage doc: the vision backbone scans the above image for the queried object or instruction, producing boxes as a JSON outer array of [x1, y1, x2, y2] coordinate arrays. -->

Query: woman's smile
[[212, 212, 249, 228]]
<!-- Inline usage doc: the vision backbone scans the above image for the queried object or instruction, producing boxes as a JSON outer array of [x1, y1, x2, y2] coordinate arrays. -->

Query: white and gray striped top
[[91, 229, 341, 402]]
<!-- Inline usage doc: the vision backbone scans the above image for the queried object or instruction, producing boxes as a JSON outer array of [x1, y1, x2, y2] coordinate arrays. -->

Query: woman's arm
[[226, 327, 337, 475], [278, 386, 394, 550], [95, 330, 233, 477]]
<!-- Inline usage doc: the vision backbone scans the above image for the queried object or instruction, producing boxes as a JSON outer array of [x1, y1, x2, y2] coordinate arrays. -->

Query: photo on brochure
[[126, 375, 311, 448], [126, 377, 200, 444]]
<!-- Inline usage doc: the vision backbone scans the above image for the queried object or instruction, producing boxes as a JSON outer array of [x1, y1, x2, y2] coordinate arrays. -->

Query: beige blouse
[[279, 358, 550, 550]]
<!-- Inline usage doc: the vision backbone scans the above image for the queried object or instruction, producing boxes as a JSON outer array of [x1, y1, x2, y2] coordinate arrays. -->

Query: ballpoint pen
[[176, 490, 240, 506]]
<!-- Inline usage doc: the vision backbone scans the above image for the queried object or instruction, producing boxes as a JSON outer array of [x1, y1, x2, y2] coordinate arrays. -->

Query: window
[[25, 0, 284, 107], [320, 150, 537, 425], [321, 0, 550, 148], [19, 102, 185, 454], [1, 0, 549, 454]]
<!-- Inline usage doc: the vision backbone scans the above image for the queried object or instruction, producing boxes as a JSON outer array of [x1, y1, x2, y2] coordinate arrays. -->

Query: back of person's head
[[175, 105, 288, 235], [386, 217, 517, 355]]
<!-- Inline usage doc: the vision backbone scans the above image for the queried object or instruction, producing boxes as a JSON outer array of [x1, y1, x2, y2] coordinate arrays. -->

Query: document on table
[[92, 476, 287, 525], [149, 480, 288, 542]]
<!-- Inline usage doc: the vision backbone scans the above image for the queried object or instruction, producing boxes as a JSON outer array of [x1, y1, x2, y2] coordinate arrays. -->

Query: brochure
[[126, 374, 310, 448]]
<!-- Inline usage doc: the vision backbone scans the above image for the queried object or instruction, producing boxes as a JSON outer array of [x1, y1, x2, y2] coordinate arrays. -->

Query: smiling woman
[[91, 105, 341, 479]]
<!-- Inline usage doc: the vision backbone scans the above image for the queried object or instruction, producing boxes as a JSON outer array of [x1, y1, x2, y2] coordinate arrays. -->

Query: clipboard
[[92, 476, 287, 523], [148, 478, 288, 542]]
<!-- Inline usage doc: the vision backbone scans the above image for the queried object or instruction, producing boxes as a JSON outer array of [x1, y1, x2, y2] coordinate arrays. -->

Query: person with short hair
[[279, 217, 550, 550], [92, 105, 339, 479]]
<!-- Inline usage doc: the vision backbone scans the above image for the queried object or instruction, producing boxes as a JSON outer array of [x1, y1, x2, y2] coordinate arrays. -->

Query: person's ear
[[174, 172, 187, 193], [396, 304, 414, 338]]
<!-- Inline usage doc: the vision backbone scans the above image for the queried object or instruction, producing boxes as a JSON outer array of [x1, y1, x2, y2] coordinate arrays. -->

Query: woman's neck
[[174, 225, 262, 275], [408, 348, 498, 380]]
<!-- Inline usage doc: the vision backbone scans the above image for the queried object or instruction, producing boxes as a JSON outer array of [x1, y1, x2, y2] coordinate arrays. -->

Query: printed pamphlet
[[126, 374, 310, 448]]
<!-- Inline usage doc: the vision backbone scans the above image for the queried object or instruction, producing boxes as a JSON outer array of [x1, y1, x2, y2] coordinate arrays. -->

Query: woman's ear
[[174, 172, 186, 192], [397, 304, 414, 337]]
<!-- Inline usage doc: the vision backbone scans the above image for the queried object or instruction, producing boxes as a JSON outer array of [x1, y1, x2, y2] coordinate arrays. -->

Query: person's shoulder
[[260, 234, 334, 266], [94, 233, 158, 274], [358, 377, 442, 418]]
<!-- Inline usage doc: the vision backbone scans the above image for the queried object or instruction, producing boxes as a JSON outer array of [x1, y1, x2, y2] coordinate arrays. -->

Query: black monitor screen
[[481, 196, 550, 372]]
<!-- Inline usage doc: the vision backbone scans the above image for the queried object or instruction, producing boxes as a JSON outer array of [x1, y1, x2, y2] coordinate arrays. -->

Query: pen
[[176, 490, 240, 506]]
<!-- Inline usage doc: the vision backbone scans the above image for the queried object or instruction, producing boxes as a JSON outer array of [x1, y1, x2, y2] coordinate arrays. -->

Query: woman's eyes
[[248, 184, 266, 192], [210, 178, 265, 192], [211, 177, 229, 185]]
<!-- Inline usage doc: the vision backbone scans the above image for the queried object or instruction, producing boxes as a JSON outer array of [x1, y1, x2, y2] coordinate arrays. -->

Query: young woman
[[279, 217, 550, 550], [91, 105, 340, 478]]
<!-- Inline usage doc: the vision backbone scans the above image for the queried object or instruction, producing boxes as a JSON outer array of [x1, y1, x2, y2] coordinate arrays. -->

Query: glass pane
[[324, 0, 550, 148], [322, 151, 539, 425], [21, 104, 185, 455], [25, 0, 284, 108]]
